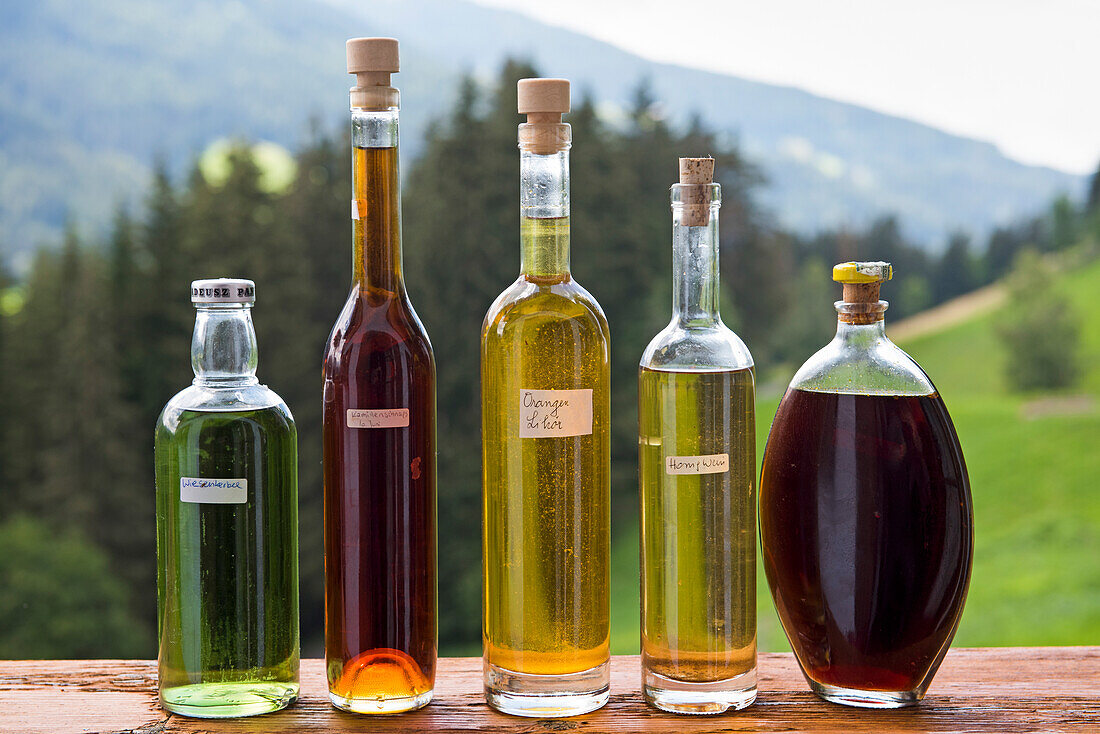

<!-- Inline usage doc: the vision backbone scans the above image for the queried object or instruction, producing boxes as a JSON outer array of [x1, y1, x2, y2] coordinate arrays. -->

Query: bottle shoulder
[[790, 330, 935, 396], [640, 319, 754, 372], [483, 275, 609, 340], [156, 383, 293, 434], [325, 288, 434, 361]]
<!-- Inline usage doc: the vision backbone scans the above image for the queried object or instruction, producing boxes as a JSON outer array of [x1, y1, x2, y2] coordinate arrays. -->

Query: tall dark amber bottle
[[760, 262, 972, 708], [322, 37, 437, 714]]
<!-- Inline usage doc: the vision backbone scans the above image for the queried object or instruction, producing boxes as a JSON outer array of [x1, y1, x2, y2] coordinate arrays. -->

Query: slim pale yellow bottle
[[638, 158, 757, 713], [481, 77, 611, 718]]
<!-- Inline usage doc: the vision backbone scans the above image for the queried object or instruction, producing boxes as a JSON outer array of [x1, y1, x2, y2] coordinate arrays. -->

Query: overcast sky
[[473, 0, 1098, 176]]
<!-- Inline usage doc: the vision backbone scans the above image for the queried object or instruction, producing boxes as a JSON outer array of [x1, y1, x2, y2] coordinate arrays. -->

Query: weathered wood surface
[[1, 649, 1098, 733]]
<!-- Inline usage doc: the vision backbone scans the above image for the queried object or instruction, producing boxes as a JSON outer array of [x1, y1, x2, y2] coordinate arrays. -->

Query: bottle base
[[811, 680, 921, 708], [329, 688, 433, 714], [484, 660, 609, 718], [160, 681, 298, 718], [643, 667, 757, 714]]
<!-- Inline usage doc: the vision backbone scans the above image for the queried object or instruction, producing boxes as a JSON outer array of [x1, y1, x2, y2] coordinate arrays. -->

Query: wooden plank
[[1, 649, 1097, 733]]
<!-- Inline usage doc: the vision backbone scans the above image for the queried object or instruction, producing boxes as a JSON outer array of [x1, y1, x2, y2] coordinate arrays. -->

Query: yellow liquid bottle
[[481, 78, 611, 718], [637, 158, 757, 713]]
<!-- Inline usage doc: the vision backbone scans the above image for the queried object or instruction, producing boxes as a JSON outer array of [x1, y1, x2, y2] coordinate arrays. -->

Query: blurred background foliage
[[1, 61, 1097, 658]]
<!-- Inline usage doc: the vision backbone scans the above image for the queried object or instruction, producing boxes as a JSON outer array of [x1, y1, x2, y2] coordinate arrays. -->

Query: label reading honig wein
[[180, 477, 248, 504], [519, 388, 593, 438], [665, 454, 730, 475], [347, 408, 410, 429]]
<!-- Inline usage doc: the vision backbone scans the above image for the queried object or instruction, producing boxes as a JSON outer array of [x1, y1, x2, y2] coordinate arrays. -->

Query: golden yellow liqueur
[[638, 369, 756, 679], [481, 78, 611, 718], [637, 158, 757, 714]]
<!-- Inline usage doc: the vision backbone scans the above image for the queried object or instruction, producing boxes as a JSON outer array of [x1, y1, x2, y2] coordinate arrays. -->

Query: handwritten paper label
[[519, 389, 593, 438], [347, 408, 410, 429], [665, 454, 730, 475], [180, 477, 247, 504]]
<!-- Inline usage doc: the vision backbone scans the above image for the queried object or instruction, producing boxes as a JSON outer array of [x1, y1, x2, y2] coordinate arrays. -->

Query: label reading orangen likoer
[[347, 408, 410, 429], [519, 388, 593, 439], [665, 453, 730, 475]]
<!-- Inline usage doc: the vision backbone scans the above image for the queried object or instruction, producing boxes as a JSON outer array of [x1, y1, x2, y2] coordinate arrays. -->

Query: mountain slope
[[352, 0, 1080, 242], [0, 0, 1083, 266], [607, 256, 1100, 653]]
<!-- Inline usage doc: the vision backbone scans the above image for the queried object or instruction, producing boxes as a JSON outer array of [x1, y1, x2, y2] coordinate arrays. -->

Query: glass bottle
[[481, 78, 611, 718], [155, 278, 299, 718], [638, 158, 757, 714], [322, 38, 437, 714], [760, 262, 973, 708]]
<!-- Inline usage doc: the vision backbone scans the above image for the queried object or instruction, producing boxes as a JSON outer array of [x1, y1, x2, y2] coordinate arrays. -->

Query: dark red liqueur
[[760, 389, 973, 693]]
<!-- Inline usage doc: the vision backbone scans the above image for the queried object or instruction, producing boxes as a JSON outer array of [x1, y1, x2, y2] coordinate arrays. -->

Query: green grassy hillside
[[609, 257, 1100, 654]]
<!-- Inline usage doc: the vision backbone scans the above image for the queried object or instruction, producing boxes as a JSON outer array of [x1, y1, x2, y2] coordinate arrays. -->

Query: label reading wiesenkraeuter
[[347, 408, 410, 429], [665, 453, 730, 475], [181, 477, 247, 504], [519, 388, 593, 438]]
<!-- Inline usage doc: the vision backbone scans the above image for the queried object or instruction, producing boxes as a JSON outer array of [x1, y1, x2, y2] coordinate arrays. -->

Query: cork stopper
[[347, 37, 399, 109], [518, 78, 571, 154], [833, 261, 892, 323], [678, 157, 715, 226], [680, 157, 714, 185]]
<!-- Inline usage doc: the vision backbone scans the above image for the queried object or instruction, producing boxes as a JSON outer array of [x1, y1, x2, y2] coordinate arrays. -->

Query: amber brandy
[[322, 132, 437, 712]]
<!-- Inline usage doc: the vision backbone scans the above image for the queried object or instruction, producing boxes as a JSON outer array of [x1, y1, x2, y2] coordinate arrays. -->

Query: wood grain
[[1, 649, 1097, 733]]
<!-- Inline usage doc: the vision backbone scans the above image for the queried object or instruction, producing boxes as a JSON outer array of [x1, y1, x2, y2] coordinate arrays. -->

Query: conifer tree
[[404, 64, 532, 647], [279, 132, 351, 644], [137, 162, 193, 425], [0, 262, 13, 499], [933, 232, 978, 303], [5, 227, 151, 649]]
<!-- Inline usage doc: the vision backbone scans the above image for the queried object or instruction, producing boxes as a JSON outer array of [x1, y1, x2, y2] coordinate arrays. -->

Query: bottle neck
[[191, 304, 259, 386], [352, 107, 403, 295], [520, 148, 570, 281], [671, 191, 722, 327], [833, 301, 888, 346]]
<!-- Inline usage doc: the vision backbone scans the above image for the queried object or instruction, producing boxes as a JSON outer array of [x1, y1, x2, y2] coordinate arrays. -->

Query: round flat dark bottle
[[760, 261, 973, 708]]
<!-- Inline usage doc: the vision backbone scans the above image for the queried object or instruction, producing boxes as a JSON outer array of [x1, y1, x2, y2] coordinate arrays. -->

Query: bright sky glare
[[473, 0, 1099, 175]]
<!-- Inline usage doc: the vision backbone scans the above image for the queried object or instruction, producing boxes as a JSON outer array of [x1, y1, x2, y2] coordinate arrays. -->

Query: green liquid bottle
[[638, 159, 757, 714], [155, 278, 300, 718]]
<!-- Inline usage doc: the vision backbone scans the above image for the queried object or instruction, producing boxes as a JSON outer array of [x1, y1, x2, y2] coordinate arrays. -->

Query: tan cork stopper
[[347, 37, 399, 109], [518, 78, 571, 154], [680, 157, 714, 185], [679, 157, 715, 226]]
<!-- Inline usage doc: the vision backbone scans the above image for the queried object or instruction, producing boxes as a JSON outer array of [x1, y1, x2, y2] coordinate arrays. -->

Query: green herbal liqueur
[[155, 279, 299, 718], [638, 159, 757, 714]]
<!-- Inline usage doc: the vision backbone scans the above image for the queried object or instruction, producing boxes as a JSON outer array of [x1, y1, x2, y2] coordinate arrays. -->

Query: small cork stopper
[[518, 78, 571, 154], [679, 157, 714, 185], [679, 157, 715, 226], [833, 261, 893, 323], [347, 37, 399, 109]]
